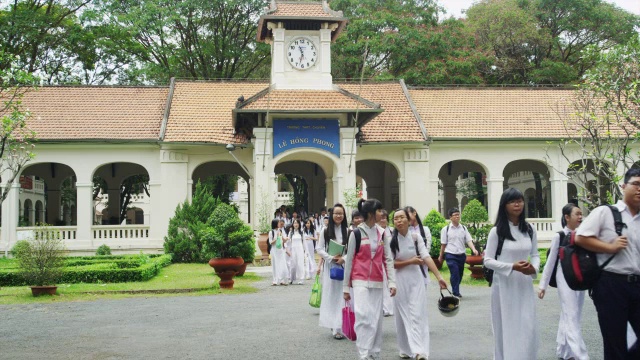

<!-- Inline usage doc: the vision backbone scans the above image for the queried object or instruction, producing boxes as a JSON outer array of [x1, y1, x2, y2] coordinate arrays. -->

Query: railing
[[527, 218, 556, 233], [92, 225, 150, 240], [17, 226, 77, 240]]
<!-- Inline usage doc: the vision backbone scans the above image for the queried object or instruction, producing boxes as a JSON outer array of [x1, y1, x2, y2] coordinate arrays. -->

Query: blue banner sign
[[273, 119, 340, 158]]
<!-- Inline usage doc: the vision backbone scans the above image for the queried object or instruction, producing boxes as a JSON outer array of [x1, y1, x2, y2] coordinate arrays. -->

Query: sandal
[[333, 334, 344, 340]]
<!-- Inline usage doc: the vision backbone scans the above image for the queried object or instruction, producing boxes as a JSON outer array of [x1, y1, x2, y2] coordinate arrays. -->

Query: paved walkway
[[0, 268, 605, 359]]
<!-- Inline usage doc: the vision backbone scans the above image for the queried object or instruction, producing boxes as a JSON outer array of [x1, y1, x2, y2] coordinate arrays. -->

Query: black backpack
[[546, 231, 569, 288], [484, 223, 534, 286], [559, 205, 625, 292]]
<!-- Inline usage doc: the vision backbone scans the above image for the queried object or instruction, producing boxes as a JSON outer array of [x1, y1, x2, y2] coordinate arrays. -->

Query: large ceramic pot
[[30, 286, 58, 296], [257, 233, 269, 260], [236, 262, 250, 277], [208, 257, 244, 289], [465, 255, 485, 280]]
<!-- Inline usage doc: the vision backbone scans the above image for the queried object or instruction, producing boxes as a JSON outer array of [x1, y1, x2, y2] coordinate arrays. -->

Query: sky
[[439, 0, 640, 18]]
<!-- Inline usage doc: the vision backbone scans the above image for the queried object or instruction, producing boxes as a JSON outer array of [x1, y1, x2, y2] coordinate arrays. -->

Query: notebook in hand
[[328, 240, 345, 256]]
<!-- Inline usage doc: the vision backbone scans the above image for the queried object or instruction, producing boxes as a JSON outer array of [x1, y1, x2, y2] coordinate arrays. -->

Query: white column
[[428, 178, 440, 215], [151, 150, 189, 243], [403, 148, 430, 214], [252, 128, 275, 232], [2, 182, 19, 256], [397, 177, 405, 209], [550, 176, 569, 220], [75, 182, 93, 247], [325, 178, 333, 206], [487, 177, 505, 223]]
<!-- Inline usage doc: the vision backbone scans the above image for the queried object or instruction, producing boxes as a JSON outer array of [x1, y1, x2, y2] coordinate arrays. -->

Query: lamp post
[[225, 144, 252, 180]]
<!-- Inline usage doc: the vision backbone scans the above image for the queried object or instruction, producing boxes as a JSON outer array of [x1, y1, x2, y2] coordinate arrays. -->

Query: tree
[[201, 175, 238, 205], [547, 37, 640, 210], [284, 174, 308, 213], [92, 0, 271, 84], [0, 52, 37, 206], [466, 0, 640, 84], [119, 174, 150, 223]]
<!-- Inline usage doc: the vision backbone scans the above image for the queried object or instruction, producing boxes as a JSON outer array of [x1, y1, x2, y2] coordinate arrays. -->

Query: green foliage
[[10, 240, 31, 258], [16, 230, 65, 286], [461, 200, 490, 251], [423, 209, 447, 257], [201, 175, 238, 205], [256, 188, 272, 234], [201, 203, 255, 261], [96, 244, 112, 256], [0, 254, 172, 286], [163, 181, 221, 263]]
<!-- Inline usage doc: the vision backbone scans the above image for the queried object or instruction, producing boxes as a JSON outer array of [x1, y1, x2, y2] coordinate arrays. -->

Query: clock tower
[[256, 1, 347, 90]]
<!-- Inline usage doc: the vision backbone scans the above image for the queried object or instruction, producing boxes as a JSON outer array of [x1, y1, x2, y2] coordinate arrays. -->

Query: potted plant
[[461, 199, 489, 279], [15, 228, 66, 296], [255, 189, 273, 261], [201, 203, 255, 289], [423, 209, 447, 269]]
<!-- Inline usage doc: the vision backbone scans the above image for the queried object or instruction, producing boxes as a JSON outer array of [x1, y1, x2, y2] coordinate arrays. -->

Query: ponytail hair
[[389, 208, 406, 257], [357, 198, 383, 222], [561, 203, 579, 228], [404, 205, 426, 242]]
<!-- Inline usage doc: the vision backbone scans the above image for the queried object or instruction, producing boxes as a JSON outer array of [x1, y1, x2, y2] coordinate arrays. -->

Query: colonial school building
[[1, 1, 631, 254]]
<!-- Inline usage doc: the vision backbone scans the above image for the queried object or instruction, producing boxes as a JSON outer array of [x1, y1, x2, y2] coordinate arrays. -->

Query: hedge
[[0, 255, 172, 286]]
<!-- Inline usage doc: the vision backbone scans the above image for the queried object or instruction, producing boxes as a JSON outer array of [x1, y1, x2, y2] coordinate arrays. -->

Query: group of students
[[484, 168, 640, 360], [268, 167, 640, 360]]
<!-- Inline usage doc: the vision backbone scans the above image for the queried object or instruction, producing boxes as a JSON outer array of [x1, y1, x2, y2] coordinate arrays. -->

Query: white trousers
[[353, 287, 384, 359]]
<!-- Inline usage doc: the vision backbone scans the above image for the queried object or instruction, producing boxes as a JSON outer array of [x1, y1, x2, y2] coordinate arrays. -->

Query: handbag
[[341, 300, 357, 341], [330, 264, 344, 281], [309, 274, 322, 308], [275, 234, 282, 249]]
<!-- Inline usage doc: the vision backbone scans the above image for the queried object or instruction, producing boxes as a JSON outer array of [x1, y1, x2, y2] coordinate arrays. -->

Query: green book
[[328, 240, 345, 256]]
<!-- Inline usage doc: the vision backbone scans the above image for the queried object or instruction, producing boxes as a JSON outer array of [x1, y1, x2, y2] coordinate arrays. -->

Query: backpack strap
[[526, 223, 534, 240], [411, 233, 428, 278], [353, 228, 362, 254], [495, 235, 506, 260], [607, 205, 627, 236]]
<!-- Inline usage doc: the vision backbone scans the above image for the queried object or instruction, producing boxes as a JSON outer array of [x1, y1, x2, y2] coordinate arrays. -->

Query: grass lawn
[[0, 263, 262, 305]]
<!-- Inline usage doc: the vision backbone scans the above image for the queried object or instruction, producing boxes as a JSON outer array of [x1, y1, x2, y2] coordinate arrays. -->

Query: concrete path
[[0, 268, 605, 359]]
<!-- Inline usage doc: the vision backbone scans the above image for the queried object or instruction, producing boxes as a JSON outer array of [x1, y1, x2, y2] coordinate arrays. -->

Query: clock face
[[287, 37, 318, 70]]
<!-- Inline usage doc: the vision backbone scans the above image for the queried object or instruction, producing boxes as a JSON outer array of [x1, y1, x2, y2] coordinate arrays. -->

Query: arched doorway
[[191, 161, 250, 223], [356, 160, 400, 211], [438, 160, 488, 219], [93, 162, 150, 225], [20, 162, 77, 226], [503, 160, 551, 218]]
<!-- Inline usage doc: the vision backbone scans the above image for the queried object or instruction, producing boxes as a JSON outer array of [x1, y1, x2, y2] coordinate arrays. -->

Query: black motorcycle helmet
[[438, 288, 460, 317]]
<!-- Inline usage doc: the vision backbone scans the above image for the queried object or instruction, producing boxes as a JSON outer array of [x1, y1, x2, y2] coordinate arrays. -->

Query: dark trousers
[[444, 253, 466, 296], [592, 272, 640, 360]]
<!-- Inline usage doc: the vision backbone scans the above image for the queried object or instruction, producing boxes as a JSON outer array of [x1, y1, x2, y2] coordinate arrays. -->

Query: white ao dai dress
[[288, 230, 306, 284], [539, 227, 588, 360], [393, 231, 431, 357], [316, 225, 345, 335], [484, 223, 540, 360], [269, 228, 289, 285]]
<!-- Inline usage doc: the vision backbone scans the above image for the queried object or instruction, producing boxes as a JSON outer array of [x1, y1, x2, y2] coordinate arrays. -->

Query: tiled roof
[[268, 2, 335, 17], [339, 82, 427, 143], [163, 81, 268, 143], [14, 86, 168, 141], [408, 88, 582, 139], [237, 88, 380, 111]]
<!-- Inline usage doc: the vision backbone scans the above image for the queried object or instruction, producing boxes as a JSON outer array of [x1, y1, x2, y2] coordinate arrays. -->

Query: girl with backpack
[[288, 218, 307, 285], [343, 198, 397, 360], [390, 208, 447, 360], [484, 188, 540, 360], [269, 219, 289, 286], [406, 206, 431, 287], [316, 204, 349, 339], [538, 203, 588, 360]]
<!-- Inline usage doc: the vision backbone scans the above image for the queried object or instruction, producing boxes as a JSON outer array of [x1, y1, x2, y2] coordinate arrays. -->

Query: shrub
[[164, 181, 221, 263], [17, 230, 66, 286], [10, 240, 31, 258], [96, 244, 112, 256], [461, 199, 489, 251], [201, 203, 255, 261], [0, 255, 172, 286], [423, 209, 447, 257]]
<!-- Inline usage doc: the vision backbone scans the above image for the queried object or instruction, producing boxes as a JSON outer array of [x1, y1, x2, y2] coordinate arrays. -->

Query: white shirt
[[576, 201, 640, 275], [441, 223, 473, 255]]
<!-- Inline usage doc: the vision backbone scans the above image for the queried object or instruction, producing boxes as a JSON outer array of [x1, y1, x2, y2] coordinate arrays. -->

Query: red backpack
[[558, 205, 625, 292]]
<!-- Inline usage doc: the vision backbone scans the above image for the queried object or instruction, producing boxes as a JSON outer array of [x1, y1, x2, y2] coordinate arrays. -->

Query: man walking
[[576, 168, 640, 359], [438, 208, 478, 298]]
